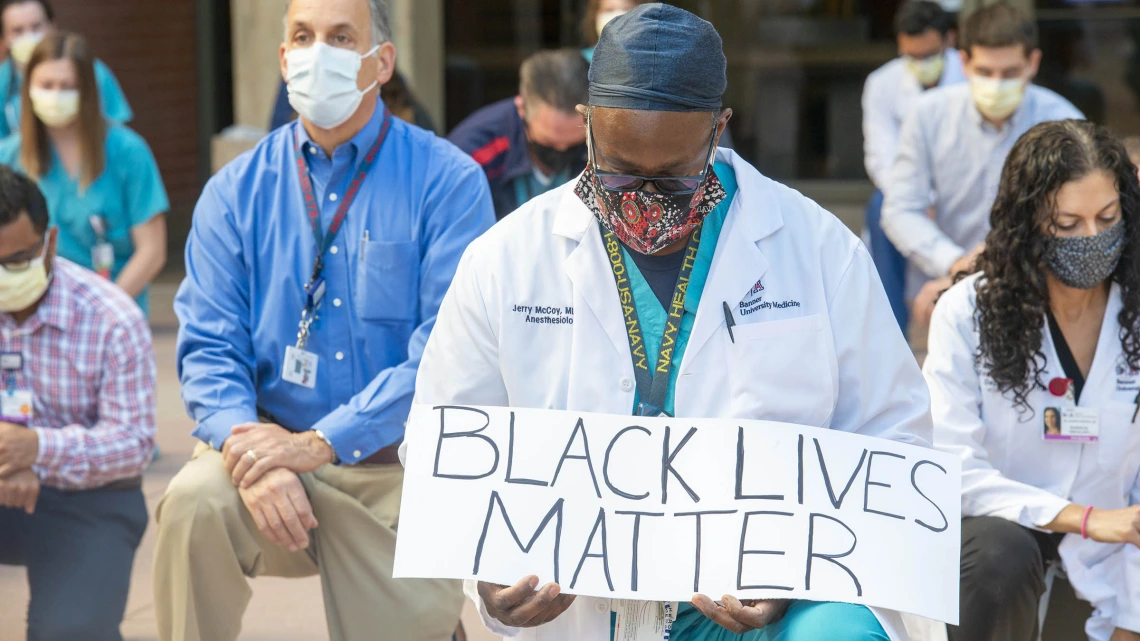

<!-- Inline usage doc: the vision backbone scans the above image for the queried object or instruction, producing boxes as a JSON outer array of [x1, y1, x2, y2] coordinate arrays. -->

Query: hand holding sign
[[690, 595, 790, 634], [478, 577, 577, 628], [396, 405, 961, 624]]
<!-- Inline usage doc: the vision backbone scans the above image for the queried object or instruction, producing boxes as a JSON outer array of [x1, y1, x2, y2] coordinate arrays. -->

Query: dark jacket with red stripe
[[448, 98, 534, 220]]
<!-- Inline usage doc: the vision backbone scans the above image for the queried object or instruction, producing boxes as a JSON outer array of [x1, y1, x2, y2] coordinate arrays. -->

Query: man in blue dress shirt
[[151, 1, 495, 639]]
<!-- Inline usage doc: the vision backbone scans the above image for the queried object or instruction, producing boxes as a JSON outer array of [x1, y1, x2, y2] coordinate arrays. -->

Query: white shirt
[[413, 149, 932, 641], [924, 274, 1140, 640], [881, 83, 1083, 282], [862, 48, 966, 190]]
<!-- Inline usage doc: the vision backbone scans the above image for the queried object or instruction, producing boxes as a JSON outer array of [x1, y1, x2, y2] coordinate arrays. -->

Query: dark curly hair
[[974, 119, 1140, 412]]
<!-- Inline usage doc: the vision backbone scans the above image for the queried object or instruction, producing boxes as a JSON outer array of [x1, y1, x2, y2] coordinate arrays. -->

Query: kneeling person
[[413, 4, 932, 640], [0, 165, 156, 641]]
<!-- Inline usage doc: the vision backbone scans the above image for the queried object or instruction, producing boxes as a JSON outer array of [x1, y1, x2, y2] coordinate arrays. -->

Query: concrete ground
[[0, 279, 499, 641]]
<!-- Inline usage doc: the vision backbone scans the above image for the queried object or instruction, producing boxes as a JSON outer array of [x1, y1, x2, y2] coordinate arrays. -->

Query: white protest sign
[[394, 405, 961, 624]]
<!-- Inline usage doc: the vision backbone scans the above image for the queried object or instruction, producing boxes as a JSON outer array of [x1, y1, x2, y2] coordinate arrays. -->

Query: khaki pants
[[153, 444, 463, 641]]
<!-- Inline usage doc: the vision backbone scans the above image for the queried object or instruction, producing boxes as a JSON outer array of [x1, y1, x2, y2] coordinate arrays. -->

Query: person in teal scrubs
[[0, 0, 132, 139], [581, 0, 650, 62], [0, 30, 166, 314]]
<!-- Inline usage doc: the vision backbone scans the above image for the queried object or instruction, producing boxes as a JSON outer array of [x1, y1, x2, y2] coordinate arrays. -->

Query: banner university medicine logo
[[738, 279, 766, 316], [746, 279, 764, 298]]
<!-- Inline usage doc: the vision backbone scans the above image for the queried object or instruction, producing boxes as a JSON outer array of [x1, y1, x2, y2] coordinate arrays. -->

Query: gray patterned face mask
[[1045, 222, 1126, 290]]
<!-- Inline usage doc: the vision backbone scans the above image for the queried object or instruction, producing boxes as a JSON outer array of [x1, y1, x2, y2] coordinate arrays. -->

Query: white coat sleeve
[[861, 71, 897, 191], [826, 240, 933, 447], [412, 246, 520, 637], [463, 579, 523, 638], [1116, 479, 1140, 633], [413, 247, 509, 408], [880, 106, 966, 278], [923, 286, 1070, 528]]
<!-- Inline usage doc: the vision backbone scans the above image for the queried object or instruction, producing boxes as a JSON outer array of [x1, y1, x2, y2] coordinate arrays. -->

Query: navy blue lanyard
[[602, 223, 702, 417]]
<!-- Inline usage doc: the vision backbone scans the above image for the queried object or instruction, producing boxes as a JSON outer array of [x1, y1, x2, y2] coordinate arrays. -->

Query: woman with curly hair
[[925, 119, 1140, 641]]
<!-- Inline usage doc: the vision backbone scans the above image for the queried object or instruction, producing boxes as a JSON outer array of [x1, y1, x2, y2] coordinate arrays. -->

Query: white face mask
[[29, 88, 79, 127], [9, 31, 43, 67], [969, 75, 1026, 122], [285, 42, 379, 130], [596, 9, 627, 38], [0, 247, 49, 313]]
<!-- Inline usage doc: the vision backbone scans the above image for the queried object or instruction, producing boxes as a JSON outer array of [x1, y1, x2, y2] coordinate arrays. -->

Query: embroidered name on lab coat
[[512, 304, 574, 326]]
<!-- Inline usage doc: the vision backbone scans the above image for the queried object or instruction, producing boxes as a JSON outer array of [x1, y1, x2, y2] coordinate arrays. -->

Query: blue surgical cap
[[589, 3, 727, 112]]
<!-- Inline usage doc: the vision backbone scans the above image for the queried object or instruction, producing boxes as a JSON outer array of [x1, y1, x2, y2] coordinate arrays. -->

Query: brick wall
[[52, 0, 201, 264]]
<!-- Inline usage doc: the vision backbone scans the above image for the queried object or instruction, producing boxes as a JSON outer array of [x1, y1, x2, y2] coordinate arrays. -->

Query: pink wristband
[[1081, 505, 1094, 539]]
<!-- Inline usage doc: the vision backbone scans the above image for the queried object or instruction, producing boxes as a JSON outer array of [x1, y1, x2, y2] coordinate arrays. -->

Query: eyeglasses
[[587, 111, 718, 195], [0, 240, 45, 273]]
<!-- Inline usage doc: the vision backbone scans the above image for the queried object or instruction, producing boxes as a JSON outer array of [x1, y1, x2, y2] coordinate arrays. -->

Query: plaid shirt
[[0, 258, 156, 490]]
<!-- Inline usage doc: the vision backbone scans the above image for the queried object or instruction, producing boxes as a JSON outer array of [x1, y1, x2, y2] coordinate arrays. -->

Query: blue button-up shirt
[[175, 101, 495, 463]]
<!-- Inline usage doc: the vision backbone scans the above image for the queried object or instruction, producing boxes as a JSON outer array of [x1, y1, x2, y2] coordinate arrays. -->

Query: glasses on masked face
[[0, 239, 45, 274], [587, 111, 718, 195]]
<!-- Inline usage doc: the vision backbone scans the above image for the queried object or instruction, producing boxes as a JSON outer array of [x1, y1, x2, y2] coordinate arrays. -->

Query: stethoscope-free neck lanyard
[[601, 223, 703, 417], [291, 109, 392, 347]]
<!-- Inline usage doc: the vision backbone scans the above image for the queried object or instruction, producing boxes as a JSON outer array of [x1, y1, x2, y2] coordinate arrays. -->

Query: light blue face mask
[[1045, 221, 1126, 290]]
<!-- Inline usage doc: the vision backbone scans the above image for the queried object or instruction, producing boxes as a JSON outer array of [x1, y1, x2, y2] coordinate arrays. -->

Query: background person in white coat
[[924, 120, 1140, 641], [861, 0, 964, 331], [412, 4, 932, 640]]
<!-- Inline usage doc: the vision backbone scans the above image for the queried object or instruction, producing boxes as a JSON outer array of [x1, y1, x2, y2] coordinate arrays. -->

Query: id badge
[[0, 389, 34, 424], [282, 345, 318, 389], [612, 600, 677, 641], [1043, 406, 1099, 442], [91, 242, 114, 279]]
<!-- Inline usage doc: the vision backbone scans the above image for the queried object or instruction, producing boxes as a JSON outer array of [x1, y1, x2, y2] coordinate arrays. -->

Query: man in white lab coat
[[413, 4, 933, 640]]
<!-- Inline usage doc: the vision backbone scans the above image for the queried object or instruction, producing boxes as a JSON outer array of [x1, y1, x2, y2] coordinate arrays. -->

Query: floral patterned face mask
[[574, 165, 726, 255], [574, 113, 726, 255]]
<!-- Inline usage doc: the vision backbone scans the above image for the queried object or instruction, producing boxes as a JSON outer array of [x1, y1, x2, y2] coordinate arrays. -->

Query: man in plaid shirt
[[0, 166, 157, 641]]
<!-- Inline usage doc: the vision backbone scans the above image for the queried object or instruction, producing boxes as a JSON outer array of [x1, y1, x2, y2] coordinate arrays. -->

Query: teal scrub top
[[0, 124, 169, 314], [0, 57, 133, 139], [513, 168, 570, 210], [611, 165, 887, 640], [624, 161, 736, 417], [609, 161, 736, 639]]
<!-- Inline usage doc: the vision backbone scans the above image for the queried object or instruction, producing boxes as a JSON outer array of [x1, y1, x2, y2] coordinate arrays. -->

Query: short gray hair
[[284, 0, 391, 47], [520, 49, 589, 115]]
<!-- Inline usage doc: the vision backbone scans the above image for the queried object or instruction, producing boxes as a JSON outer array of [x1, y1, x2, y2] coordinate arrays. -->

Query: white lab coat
[[412, 149, 932, 641], [924, 273, 1140, 640]]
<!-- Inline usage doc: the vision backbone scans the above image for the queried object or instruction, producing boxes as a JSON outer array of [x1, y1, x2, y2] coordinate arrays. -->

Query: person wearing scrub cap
[[581, 0, 651, 62], [0, 0, 131, 139], [413, 4, 931, 640]]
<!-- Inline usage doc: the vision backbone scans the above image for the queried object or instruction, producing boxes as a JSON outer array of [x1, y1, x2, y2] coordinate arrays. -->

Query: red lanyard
[[292, 109, 393, 286]]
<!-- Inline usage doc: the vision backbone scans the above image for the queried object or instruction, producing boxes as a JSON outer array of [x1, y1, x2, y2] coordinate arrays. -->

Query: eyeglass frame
[[0, 238, 46, 274], [586, 109, 720, 196]]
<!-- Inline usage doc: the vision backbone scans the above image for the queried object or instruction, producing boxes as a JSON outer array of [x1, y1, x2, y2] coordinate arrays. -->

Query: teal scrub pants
[[665, 601, 888, 641]]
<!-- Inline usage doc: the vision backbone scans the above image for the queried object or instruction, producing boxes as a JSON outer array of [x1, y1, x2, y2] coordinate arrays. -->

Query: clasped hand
[[222, 422, 335, 489], [0, 422, 39, 513], [479, 577, 789, 633], [223, 423, 335, 552]]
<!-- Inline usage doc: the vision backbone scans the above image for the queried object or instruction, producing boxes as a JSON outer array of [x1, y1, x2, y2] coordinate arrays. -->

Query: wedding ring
[[245, 449, 259, 463]]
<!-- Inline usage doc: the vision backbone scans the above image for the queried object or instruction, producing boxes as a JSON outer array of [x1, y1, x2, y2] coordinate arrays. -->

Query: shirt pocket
[[356, 240, 420, 323], [724, 314, 835, 426]]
